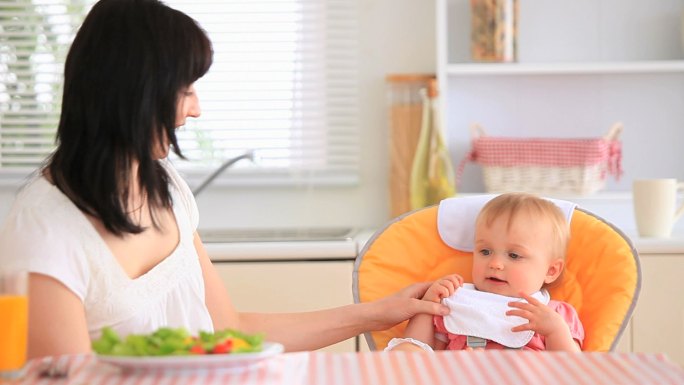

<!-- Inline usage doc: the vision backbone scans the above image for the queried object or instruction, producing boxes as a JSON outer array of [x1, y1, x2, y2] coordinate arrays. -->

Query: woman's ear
[[544, 259, 565, 284]]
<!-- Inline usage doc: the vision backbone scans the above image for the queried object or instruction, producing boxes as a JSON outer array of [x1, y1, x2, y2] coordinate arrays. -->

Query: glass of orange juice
[[0, 269, 28, 380]]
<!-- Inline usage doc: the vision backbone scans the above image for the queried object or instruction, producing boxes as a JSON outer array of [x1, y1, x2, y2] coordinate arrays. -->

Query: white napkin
[[442, 283, 550, 348], [437, 194, 577, 252]]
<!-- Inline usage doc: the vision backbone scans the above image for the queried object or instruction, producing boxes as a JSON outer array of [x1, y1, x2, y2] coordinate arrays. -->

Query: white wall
[[445, 0, 684, 195], [440, 0, 684, 233], [3, 0, 680, 234], [0, 0, 437, 231]]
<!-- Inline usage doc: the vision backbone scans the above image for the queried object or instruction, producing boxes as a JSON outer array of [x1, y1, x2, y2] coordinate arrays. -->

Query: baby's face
[[472, 212, 559, 297]]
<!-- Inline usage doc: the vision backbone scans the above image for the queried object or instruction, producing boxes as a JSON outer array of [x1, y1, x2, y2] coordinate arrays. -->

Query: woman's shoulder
[[6, 176, 75, 222], [0, 175, 92, 258], [0, 176, 96, 300]]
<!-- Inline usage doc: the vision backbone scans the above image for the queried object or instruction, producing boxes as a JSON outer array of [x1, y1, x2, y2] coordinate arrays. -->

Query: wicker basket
[[458, 123, 623, 195]]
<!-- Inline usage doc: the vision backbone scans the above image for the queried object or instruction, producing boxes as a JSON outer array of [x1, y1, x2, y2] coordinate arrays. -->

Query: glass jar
[[386, 74, 434, 217], [470, 0, 519, 62]]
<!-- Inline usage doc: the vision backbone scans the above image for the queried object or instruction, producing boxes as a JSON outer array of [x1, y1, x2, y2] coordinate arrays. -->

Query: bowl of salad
[[92, 327, 284, 370]]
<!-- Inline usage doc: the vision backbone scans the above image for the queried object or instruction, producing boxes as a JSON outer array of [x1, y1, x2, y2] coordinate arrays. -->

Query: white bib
[[442, 284, 550, 348], [437, 195, 576, 252]]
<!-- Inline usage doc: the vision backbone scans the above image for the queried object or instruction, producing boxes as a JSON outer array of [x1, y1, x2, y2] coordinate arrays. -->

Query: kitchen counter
[[204, 227, 684, 262], [201, 191, 684, 260], [627, 232, 684, 254], [203, 229, 366, 353], [201, 227, 363, 262], [204, 239, 358, 261]]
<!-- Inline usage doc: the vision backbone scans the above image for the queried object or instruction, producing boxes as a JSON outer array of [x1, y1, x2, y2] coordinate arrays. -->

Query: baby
[[390, 193, 584, 352]]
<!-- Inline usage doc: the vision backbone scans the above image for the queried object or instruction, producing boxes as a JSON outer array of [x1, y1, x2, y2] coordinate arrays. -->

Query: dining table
[[8, 350, 684, 385]]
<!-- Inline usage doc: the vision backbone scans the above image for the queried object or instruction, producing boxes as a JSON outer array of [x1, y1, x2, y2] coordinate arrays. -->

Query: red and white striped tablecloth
[[16, 350, 684, 385]]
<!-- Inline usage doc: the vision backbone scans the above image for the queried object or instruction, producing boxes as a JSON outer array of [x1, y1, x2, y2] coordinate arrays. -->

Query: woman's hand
[[366, 282, 450, 331], [422, 274, 464, 303]]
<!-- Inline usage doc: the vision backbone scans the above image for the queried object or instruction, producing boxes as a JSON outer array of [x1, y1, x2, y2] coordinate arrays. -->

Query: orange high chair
[[353, 196, 641, 351]]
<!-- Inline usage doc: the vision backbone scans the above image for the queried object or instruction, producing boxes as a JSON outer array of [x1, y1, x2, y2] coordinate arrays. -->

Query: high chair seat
[[353, 196, 641, 351]]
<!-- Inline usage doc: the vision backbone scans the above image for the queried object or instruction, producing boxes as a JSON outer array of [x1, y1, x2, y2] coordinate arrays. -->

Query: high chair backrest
[[353, 200, 641, 351]]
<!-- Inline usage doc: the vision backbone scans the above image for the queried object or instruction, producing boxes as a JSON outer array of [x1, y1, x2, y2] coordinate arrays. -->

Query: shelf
[[445, 60, 684, 76]]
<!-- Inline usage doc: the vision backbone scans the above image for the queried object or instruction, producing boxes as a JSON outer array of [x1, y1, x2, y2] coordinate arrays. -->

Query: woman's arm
[[195, 233, 449, 351], [194, 233, 241, 329], [27, 273, 91, 358], [237, 283, 449, 351]]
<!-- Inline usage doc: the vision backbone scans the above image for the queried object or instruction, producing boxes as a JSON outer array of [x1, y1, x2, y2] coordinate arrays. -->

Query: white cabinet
[[214, 261, 357, 352], [631, 254, 684, 367], [436, 0, 684, 193], [600, 251, 684, 367]]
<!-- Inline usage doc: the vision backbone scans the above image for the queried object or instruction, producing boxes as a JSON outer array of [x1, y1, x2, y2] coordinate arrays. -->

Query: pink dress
[[434, 300, 585, 351]]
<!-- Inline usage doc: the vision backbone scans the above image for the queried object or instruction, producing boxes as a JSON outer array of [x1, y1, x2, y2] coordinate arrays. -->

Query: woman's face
[[175, 84, 201, 128], [152, 84, 201, 159]]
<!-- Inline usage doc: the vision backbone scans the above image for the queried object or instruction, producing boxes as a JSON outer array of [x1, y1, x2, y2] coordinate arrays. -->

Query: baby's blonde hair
[[475, 193, 570, 262]]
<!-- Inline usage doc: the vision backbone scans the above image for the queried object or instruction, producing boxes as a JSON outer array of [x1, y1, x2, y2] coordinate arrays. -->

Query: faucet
[[191, 150, 255, 196]]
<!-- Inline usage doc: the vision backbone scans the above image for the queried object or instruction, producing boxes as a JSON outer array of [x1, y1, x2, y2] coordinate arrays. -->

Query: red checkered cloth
[[457, 136, 623, 183]]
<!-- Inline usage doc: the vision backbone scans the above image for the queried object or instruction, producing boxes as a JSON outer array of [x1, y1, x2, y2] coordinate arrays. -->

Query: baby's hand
[[423, 274, 464, 303], [506, 292, 567, 337]]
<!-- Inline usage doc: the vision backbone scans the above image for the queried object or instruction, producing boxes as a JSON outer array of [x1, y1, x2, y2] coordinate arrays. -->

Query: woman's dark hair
[[47, 0, 212, 235]]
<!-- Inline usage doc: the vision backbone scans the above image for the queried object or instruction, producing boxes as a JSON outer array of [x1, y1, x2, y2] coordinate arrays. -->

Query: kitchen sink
[[199, 227, 357, 243]]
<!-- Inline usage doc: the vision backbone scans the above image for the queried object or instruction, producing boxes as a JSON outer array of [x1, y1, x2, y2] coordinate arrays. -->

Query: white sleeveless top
[[0, 160, 214, 340]]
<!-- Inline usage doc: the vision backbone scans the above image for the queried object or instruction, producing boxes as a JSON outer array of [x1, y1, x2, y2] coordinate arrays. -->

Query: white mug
[[632, 179, 684, 238]]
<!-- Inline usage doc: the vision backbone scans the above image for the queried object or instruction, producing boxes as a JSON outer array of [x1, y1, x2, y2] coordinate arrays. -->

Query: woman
[[0, 0, 447, 358]]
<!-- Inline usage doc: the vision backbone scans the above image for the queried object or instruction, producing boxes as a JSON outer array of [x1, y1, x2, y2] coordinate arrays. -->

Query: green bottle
[[409, 79, 456, 210]]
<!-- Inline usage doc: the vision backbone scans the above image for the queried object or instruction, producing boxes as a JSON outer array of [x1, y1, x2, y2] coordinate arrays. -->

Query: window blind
[[0, 0, 89, 179], [0, 0, 360, 186]]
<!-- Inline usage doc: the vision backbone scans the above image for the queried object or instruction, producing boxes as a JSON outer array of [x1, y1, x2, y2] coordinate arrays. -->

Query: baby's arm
[[506, 292, 581, 352], [391, 274, 463, 351], [389, 313, 438, 351]]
